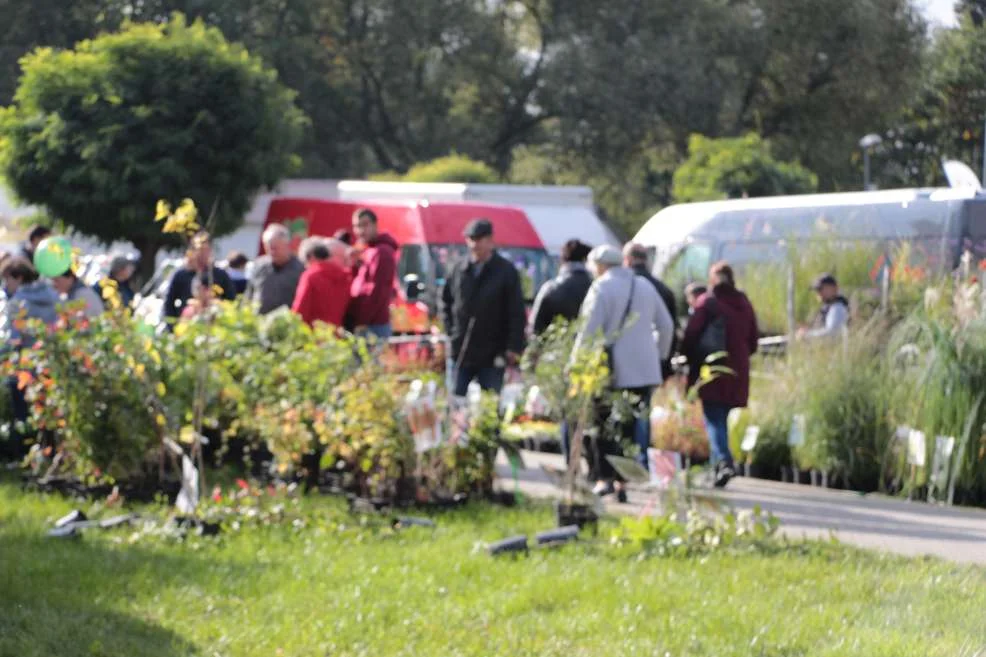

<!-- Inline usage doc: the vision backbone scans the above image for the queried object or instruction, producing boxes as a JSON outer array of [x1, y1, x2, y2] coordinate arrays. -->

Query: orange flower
[[16, 371, 33, 391]]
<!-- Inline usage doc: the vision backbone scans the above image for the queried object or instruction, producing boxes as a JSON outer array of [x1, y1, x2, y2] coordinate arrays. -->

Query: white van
[[633, 187, 986, 292]]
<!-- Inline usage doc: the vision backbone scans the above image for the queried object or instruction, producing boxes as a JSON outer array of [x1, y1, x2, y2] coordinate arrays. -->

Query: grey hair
[[298, 236, 328, 262], [262, 223, 291, 246]]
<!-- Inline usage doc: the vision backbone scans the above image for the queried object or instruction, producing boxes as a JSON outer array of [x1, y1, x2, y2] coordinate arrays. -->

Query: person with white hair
[[291, 237, 352, 329], [247, 223, 304, 314], [572, 244, 675, 502]]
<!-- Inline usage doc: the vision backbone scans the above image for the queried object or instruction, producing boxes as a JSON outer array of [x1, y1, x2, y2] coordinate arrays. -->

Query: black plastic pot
[[554, 501, 598, 531]]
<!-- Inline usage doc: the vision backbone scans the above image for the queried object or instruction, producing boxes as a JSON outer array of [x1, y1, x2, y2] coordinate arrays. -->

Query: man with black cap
[[800, 273, 849, 340], [441, 218, 526, 396]]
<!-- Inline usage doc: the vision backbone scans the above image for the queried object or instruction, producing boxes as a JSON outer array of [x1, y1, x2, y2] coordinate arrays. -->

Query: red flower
[[236, 478, 249, 490], [978, 259, 986, 271], [211, 485, 222, 503]]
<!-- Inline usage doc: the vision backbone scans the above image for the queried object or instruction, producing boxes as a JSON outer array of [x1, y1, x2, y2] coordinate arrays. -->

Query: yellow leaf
[[135, 363, 146, 378], [156, 382, 166, 396], [179, 426, 196, 444], [155, 200, 171, 221], [148, 350, 161, 366], [155, 414, 167, 428]]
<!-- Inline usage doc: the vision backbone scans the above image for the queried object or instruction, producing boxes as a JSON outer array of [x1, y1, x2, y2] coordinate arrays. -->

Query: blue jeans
[[563, 416, 650, 468], [702, 401, 734, 466], [358, 324, 392, 341], [454, 365, 505, 397]]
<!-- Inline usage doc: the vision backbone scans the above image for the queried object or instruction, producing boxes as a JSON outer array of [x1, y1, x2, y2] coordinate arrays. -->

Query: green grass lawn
[[1, 480, 985, 657]]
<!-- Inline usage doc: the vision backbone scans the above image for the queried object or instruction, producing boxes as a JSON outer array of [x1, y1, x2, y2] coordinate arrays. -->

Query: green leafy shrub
[[373, 154, 499, 184]]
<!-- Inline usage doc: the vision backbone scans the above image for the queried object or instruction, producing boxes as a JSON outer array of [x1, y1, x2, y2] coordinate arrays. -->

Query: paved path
[[496, 450, 986, 565]]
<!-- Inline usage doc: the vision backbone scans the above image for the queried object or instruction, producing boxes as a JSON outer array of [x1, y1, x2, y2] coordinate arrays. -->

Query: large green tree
[[671, 134, 818, 203], [0, 14, 307, 269]]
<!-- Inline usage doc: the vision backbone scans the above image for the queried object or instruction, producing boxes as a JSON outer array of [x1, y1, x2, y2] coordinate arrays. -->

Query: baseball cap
[[588, 245, 623, 267], [813, 273, 838, 290], [464, 218, 494, 240]]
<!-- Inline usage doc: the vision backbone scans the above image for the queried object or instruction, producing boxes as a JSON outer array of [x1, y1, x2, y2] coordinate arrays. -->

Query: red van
[[261, 198, 554, 333]]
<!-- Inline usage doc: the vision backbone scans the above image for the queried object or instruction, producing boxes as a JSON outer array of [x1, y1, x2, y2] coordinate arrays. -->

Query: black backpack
[[695, 297, 727, 364]]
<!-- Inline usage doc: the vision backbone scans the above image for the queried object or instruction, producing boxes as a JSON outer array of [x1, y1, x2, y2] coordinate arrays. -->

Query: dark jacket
[[350, 233, 398, 327], [529, 262, 593, 335], [681, 284, 759, 408], [163, 266, 236, 320], [94, 279, 135, 308], [632, 264, 679, 379], [442, 251, 526, 368]]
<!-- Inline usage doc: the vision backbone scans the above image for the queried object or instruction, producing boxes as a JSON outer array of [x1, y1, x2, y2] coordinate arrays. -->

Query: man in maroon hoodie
[[350, 208, 398, 340]]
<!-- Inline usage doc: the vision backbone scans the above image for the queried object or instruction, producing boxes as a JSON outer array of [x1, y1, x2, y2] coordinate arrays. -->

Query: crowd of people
[[0, 210, 851, 493], [159, 208, 399, 337]]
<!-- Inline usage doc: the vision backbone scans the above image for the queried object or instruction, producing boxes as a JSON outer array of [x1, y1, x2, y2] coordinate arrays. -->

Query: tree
[[374, 154, 499, 183], [0, 14, 307, 271], [672, 134, 818, 203]]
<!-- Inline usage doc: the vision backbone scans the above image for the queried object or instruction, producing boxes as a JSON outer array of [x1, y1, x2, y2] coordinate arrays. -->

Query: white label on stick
[[741, 426, 760, 452]]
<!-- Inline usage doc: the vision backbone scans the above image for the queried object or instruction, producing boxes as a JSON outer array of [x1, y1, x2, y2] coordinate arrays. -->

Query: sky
[[920, 0, 958, 26]]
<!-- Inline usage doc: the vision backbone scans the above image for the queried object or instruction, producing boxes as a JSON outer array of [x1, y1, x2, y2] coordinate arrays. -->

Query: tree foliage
[[0, 15, 307, 265], [672, 134, 818, 203], [0, 0, 936, 234], [373, 154, 500, 184]]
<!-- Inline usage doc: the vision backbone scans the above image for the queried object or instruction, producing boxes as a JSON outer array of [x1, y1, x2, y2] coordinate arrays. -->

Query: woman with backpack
[[681, 261, 759, 488]]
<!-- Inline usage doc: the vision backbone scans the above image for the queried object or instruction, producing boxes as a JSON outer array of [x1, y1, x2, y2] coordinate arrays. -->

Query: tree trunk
[[132, 238, 162, 289]]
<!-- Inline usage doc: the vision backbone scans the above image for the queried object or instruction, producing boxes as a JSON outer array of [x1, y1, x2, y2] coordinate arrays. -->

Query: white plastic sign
[[907, 429, 927, 467], [741, 425, 761, 452]]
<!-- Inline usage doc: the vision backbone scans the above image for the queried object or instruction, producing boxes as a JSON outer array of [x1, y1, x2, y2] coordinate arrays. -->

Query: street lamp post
[[859, 134, 883, 191]]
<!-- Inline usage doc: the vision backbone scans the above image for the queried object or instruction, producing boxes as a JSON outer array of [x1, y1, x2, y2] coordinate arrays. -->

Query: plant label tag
[[741, 426, 760, 452], [930, 435, 956, 487], [907, 429, 927, 467], [895, 425, 912, 442], [788, 415, 806, 447]]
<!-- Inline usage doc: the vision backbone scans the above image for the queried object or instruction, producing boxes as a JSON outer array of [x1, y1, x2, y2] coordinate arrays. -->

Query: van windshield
[[426, 244, 554, 301]]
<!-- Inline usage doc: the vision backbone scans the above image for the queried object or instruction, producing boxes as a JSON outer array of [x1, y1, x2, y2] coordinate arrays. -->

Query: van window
[[397, 245, 427, 283], [664, 242, 713, 296]]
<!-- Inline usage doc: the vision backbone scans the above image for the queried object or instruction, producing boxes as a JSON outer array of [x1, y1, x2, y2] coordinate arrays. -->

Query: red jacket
[[349, 233, 398, 327], [681, 284, 759, 408], [291, 260, 352, 328]]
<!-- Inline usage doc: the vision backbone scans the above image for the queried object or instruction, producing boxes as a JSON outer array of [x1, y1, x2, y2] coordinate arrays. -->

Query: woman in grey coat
[[573, 245, 674, 501]]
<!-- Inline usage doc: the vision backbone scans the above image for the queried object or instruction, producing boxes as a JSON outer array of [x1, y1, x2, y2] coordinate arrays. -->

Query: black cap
[[464, 218, 493, 240], [813, 273, 838, 290]]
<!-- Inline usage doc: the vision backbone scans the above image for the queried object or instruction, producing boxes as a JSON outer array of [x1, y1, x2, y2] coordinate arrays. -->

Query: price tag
[[741, 425, 760, 452]]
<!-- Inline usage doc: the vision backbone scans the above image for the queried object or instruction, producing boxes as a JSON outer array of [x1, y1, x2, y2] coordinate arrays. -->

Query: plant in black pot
[[523, 320, 610, 530]]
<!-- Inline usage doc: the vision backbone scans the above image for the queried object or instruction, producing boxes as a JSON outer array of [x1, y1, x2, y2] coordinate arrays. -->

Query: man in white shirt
[[800, 273, 849, 340]]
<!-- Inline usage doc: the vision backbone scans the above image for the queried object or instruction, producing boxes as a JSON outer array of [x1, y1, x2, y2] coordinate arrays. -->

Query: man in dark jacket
[[529, 239, 593, 336], [624, 243, 678, 380], [163, 233, 236, 322], [442, 219, 526, 396], [351, 208, 398, 340], [799, 273, 850, 340]]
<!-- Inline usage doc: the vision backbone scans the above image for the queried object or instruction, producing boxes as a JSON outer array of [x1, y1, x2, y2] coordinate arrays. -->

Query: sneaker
[[714, 464, 736, 489], [592, 481, 615, 497]]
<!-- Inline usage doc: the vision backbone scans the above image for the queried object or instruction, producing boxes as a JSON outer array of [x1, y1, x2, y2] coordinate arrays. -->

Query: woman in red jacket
[[681, 261, 759, 489], [291, 238, 352, 329]]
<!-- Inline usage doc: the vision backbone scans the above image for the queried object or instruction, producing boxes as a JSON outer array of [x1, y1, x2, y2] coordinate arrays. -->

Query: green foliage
[[0, 14, 307, 266], [608, 506, 780, 558], [672, 134, 818, 204], [5, 484, 986, 656], [748, 323, 893, 490], [887, 276, 986, 502], [376, 154, 500, 184]]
